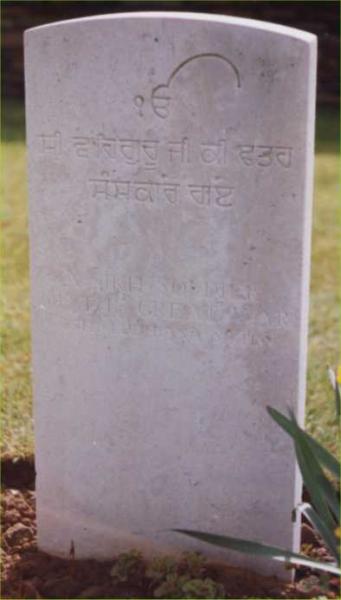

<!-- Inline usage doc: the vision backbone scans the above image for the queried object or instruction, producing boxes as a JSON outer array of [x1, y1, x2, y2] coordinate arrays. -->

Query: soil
[[1, 459, 340, 599]]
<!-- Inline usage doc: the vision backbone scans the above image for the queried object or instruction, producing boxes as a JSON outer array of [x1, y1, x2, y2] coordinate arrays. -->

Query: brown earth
[[1, 460, 340, 599]]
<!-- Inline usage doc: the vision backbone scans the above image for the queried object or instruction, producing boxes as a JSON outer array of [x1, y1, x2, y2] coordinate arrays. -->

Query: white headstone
[[25, 13, 317, 576]]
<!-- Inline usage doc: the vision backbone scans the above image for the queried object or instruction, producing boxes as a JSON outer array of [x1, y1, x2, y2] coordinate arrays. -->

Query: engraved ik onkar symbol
[[134, 53, 241, 118]]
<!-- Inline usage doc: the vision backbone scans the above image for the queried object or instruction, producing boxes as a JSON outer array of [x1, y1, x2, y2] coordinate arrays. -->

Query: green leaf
[[305, 435, 340, 481], [314, 473, 340, 523], [174, 529, 341, 575], [289, 410, 340, 525], [173, 529, 341, 575], [267, 406, 340, 479], [267, 406, 339, 526], [294, 434, 337, 529], [296, 503, 339, 562]]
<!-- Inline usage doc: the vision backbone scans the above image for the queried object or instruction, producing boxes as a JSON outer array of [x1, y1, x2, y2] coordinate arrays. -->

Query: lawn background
[[1, 100, 340, 459]]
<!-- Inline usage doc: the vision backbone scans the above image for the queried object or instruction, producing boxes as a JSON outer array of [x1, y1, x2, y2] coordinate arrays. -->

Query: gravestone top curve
[[25, 11, 316, 43]]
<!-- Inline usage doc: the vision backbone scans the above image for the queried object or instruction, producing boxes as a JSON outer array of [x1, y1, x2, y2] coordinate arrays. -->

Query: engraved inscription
[[41, 266, 290, 345], [168, 138, 190, 163], [37, 131, 294, 169], [88, 174, 234, 208], [133, 94, 145, 116], [237, 145, 293, 168], [85, 294, 225, 324], [149, 53, 241, 118], [88, 175, 180, 204], [200, 139, 228, 165], [88, 273, 233, 300], [188, 184, 234, 207]]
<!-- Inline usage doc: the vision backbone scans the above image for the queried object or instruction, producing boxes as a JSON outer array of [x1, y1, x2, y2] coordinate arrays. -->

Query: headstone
[[24, 12, 317, 576]]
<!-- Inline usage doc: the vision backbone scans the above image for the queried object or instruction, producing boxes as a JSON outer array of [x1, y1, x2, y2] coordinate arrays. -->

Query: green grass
[[1, 101, 32, 458], [306, 127, 340, 455], [1, 100, 340, 459]]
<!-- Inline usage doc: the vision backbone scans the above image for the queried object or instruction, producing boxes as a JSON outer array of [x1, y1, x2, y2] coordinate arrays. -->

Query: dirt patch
[[1, 463, 340, 599], [1, 458, 35, 490]]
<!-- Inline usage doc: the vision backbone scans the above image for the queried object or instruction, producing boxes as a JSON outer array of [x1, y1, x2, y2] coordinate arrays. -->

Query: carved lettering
[[88, 175, 233, 208], [159, 182, 180, 204], [118, 139, 140, 164], [275, 146, 292, 168], [200, 138, 228, 165], [188, 184, 234, 207], [38, 130, 294, 170], [96, 134, 117, 159], [140, 140, 159, 169], [237, 144, 293, 167], [167, 138, 190, 163], [132, 182, 157, 203], [72, 136, 93, 158], [88, 172, 130, 200], [149, 53, 240, 118]]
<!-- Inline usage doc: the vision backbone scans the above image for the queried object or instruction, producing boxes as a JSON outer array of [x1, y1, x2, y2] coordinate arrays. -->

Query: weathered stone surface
[[24, 13, 317, 576]]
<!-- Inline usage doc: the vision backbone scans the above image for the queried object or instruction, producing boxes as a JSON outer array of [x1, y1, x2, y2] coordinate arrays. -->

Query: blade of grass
[[173, 530, 341, 575], [328, 367, 341, 418], [335, 383, 341, 418]]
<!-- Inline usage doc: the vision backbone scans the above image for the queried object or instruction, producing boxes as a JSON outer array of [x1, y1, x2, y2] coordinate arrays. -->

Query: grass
[[1, 101, 32, 458], [1, 99, 340, 459], [306, 118, 340, 455]]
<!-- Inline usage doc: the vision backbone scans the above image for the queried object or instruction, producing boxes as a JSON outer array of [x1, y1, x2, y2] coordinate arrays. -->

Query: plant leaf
[[294, 436, 337, 529], [267, 406, 340, 479], [296, 503, 339, 562], [289, 409, 340, 525], [315, 473, 340, 523], [173, 529, 341, 575], [268, 406, 339, 525]]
